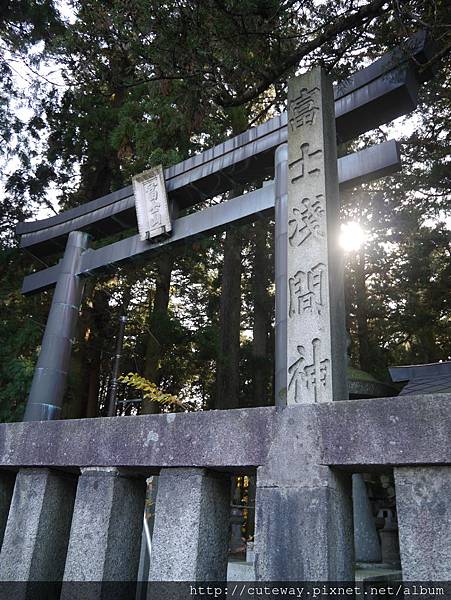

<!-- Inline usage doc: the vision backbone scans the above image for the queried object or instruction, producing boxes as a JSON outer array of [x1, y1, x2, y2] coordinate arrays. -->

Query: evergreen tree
[[0, 0, 449, 419]]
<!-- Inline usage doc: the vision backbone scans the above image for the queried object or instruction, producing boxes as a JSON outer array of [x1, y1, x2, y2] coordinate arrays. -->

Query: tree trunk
[[214, 108, 249, 411], [251, 219, 272, 406], [67, 284, 110, 418], [215, 223, 243, 410], [141, 252, 174, 414], [85, 361, 101, 417]]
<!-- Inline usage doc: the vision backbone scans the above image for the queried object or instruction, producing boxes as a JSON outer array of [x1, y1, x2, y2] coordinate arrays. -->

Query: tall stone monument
[[255, 68, 354, 582], [286, 67, 348, 404]]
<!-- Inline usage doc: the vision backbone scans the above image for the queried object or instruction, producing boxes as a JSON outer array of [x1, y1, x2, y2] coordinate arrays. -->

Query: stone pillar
[[394, 466, 451, 580], [62, 468, 145, 583], [255, 407, 354, 580], [24, 230, 90, 421], [353, 474, 382, 563], [0, 471, 15, 549], [286, 67, 347, 404], [0, 468, 76, 581], [148, 468, 231, 581]]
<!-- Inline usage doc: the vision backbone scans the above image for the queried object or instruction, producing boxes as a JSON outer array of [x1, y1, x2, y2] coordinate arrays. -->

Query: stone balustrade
[[0, 394, 449, 593]]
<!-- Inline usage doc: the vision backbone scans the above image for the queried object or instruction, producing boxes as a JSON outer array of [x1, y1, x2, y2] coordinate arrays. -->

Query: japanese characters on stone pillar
[[287, 67, 348, 404], [132, 165, 172, 241]]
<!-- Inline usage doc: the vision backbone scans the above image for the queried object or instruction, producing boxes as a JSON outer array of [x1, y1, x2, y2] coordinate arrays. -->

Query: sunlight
[[339, 221, 367, 252]]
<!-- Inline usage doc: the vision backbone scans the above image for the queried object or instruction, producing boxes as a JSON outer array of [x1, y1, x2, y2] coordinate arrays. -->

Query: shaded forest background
[[0, 0, 450, 421]]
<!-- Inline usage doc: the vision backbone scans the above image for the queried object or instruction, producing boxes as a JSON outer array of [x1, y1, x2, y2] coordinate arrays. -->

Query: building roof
[[389, 361, 451, 396]]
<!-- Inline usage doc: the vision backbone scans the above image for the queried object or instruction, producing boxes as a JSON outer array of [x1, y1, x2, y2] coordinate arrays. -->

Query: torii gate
[[4, 32, 450, 588], [16, 32, 433, 421]]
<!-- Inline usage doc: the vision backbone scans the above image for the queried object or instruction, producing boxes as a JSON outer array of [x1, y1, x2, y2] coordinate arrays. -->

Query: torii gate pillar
[[24, 230, 90, 421]]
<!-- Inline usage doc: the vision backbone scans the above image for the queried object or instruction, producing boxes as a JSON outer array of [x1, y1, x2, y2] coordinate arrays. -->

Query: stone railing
[[0, 394, 449, 591]]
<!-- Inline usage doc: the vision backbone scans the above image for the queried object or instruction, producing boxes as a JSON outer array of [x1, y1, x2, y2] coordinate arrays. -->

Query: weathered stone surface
[[0, 395, 448, 471], [255, 470, 353, 580], [62, 468, 145, 582], [353, 474, 382, 562], [0, 398, 448, 587], [0, 468, 76, 581], [257, 405, 322, 487], [394, 466, 451, 580], [227, 560, 255, 581], [149, 468, 231, 581], [255, 407, 353, 580], [0, 407, 275, 471], [287, 67, 347, 404], [320, 394, 451, 467], [379, 528, 400, 566]]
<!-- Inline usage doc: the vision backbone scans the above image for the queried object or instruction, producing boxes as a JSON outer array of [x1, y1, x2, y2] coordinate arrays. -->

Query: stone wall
[[0, 394, 448, 586]]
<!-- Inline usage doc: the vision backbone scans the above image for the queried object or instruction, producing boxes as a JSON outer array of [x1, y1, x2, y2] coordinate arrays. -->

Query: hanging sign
[[132, 165, 172, 241]]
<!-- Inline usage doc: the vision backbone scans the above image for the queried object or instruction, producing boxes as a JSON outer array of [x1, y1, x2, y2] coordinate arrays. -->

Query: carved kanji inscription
[[286, 68, 347, 405], [288, 196, 325, 247], [289, 143, 323, 184], [289, 86, 320, 131], [289, 263, 326, 318], [288, 338, 329, 403], [132, 165, 172, 241], [143, 177, 162, 229]]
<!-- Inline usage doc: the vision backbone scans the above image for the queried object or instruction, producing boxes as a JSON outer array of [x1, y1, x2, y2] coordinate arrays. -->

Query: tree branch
[[216, 0, 389, 108]]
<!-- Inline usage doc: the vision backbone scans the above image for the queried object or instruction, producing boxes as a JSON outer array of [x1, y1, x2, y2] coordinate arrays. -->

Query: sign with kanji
[[132, 165, 172, 241]]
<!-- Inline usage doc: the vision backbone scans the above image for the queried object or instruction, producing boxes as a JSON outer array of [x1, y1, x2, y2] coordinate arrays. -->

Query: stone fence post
[[0, 468, 76, 582], [62, 467, 145, 583], [395, 466, 451, 580], [148, 468, 231, 581]]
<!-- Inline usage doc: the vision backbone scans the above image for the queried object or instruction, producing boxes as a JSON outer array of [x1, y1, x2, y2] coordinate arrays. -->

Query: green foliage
[[0, 248, 50, 421], [118, 372, 188, 410], [0, 1, 449, 420]]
